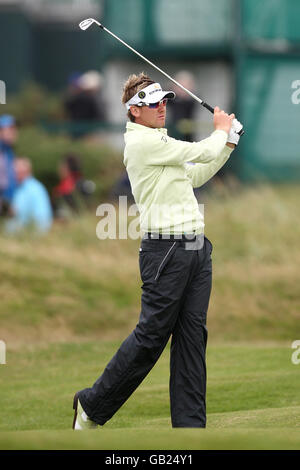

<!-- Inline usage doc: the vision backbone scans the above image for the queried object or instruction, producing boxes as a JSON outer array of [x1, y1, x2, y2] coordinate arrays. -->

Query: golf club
[[79, 18, 244, 136]]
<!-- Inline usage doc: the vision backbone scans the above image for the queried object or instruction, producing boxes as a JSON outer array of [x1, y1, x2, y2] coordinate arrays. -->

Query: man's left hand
[[227, 119, 243, 146]]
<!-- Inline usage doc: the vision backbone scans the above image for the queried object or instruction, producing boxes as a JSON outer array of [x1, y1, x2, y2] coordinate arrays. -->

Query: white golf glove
[[227, 118, 243, 146]]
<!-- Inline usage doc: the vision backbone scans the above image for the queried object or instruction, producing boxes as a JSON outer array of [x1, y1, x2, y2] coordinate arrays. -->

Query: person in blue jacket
[[5, 157, 53, 234], [0, 115, 17, 212]]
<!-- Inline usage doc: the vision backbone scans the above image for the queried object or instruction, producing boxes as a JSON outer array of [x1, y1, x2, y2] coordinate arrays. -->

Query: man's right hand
[[213, 106, 235, 135]]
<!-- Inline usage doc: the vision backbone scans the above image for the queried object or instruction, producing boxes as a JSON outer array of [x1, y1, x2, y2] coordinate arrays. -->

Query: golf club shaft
[[84, 19, 244, 135], [93, 21, 214, 113]]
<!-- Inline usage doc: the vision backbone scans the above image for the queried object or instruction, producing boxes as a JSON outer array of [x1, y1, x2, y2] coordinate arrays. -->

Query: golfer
[[73, 72, 242, 429]]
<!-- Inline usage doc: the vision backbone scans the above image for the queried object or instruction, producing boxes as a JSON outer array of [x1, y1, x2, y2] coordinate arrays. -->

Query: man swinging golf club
[[73, 72, 243, 430]]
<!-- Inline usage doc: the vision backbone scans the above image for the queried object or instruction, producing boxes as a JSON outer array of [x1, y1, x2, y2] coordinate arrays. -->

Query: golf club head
[[79, 18, 102, 31]]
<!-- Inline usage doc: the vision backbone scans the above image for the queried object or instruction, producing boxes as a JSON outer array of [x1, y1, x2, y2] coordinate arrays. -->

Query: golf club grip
[[202, 102, 214, 114], [202, 102, 245, 136]]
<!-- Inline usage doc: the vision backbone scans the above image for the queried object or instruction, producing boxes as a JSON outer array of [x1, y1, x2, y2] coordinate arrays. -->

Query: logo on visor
[[138, 91, 146, 99]]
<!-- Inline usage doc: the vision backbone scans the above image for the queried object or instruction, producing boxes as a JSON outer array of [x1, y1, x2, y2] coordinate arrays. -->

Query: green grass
[[1, 183, 300, 344], [1, 428, 299, 450], [0, 341, 299, 449], [1, 183, 300, 449]]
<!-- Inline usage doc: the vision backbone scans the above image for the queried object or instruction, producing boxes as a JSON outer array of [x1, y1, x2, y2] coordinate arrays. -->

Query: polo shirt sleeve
[[184, 145, 233, 188], [141, 129, 228, 166]]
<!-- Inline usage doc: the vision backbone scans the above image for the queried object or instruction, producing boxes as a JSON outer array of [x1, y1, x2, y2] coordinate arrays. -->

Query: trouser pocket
[[154, 241, 177, 282], [139, 241, 177, 283]]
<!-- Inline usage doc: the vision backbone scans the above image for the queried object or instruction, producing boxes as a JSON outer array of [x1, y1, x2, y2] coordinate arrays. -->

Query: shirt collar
[[125, 121, 168, 135]]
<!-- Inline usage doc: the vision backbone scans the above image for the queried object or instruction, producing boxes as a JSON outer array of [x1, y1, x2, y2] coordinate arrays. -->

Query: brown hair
[[122, 72, 155, 122]]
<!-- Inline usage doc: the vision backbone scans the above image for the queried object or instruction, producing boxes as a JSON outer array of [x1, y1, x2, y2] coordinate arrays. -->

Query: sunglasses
[[137, 99, 168, 109]]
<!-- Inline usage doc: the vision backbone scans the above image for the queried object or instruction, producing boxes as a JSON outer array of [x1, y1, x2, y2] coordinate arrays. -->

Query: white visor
[[125, 82, 175, 110]]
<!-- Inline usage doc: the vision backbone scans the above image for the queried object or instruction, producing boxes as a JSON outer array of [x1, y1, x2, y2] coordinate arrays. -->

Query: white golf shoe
[[72, 393, 98, 430]]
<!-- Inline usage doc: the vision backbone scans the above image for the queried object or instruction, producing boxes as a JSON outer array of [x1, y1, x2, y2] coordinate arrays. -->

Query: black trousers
[[78, 235, 213, 427]]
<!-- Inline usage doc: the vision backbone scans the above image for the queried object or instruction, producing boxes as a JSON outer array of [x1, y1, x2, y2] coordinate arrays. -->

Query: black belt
[[143, 232, 203, 242]]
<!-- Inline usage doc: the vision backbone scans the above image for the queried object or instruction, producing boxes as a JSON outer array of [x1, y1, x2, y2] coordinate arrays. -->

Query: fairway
[[0, 341, 299, 449], [1, 0, 300, 455], [1, 185, 300, 450]]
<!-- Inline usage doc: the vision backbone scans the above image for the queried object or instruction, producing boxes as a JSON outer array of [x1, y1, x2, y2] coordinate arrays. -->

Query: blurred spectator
[[52, 153, 95, 218], [5, 158, 53, 234], [167, 71, 197, 142], [64, 70, 106, 138], [110, 171, 134, 203], [0, 115, 17, 214]]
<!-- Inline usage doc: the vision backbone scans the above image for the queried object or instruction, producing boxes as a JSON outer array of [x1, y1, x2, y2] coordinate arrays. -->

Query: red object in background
[[53, 154, 83, 199], [53, 174, 76, 197]]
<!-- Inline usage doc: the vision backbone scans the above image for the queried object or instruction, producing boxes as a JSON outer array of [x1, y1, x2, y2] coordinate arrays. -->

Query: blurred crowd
[[63, 70, 106, 139], [0, 70, 106, 234], [0, 114, 87, 235], [0, 70, 107, 235], [0, 69, 212, 236]]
